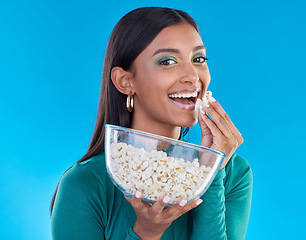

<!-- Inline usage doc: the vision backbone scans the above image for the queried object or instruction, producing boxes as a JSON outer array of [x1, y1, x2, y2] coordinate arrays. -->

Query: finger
[[202, 103, 234, 140], [179, 198, 203, 215], [164, 198, 203, 221], [125, 190, 145, 210], [201, 111, 239, 154], [162, 198, 188, 219], [200, 108, 229, 141], [148, 195, 172, 216], [198, 110, 212, 136], [208, 96, 244, 145], [198, 111, 213, 148]]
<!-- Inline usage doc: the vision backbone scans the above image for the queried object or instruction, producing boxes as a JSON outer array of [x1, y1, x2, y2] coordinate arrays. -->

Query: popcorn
[[110, 142, 212, 204], [195, 90, 212, 112]]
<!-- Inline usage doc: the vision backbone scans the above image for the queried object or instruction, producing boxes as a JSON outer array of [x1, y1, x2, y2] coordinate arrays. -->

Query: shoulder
[[52, 153, 110, 238], [225, 153, 252, 174], [57, 153, 109, 197], [224, 153, 253, 193]]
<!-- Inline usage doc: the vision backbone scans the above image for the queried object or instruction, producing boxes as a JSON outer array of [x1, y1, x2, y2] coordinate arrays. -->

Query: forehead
[[143, 23, 204, 55]]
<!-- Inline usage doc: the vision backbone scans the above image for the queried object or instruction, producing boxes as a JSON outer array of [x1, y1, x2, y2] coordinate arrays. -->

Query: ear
[[111, 66, 134, 95]]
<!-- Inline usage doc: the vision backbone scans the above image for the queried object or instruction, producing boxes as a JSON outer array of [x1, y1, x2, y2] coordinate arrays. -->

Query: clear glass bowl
[[105, 124, 226, 205]]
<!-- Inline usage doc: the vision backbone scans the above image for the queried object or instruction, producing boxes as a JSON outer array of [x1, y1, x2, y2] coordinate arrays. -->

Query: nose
[[179, 62, 199, 84]]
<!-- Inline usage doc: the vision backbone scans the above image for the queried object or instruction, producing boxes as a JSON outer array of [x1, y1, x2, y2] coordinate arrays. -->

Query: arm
[[51, 165, 106, 240], [190, 168, 227, 240], [224, 154, 253, 240], [190, 154, 253, 240], [191, 95, 251, 239], [51, 163, 141, 240]]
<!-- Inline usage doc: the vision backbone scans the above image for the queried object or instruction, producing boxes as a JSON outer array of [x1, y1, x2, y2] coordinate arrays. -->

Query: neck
[[131, 118, 181, 140]]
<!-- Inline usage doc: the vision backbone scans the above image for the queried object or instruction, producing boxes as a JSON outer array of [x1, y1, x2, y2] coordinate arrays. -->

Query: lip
[[168, 88, 201, 111], [169, 98, 197, 111]]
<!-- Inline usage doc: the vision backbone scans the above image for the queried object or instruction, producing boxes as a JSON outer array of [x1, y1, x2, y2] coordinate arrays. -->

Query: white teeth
[[168, 91, 198, 98]]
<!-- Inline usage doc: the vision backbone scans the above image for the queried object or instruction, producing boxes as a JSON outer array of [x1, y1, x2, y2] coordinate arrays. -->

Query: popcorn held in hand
[[110, 142, 211, 205], [195, 90, 212, 112]]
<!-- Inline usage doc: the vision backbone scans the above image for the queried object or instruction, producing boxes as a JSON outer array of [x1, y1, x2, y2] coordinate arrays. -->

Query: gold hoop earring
[[126, 94, 134, 112]]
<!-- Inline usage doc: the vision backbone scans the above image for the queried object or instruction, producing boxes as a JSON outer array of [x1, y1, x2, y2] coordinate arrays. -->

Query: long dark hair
[[50, 7, 199, 214]]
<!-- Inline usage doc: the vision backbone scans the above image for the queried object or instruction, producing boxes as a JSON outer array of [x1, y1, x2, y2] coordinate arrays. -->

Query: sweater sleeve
[[224, 154, 253, 240], [190, 153, 253, 240], [126, 227, 142, 240], [190, 168, 227, 240], [51, 163, 140, 240]]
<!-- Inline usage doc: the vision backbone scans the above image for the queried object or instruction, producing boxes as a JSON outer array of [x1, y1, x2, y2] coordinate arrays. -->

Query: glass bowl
[[105, 124, 226, 205]]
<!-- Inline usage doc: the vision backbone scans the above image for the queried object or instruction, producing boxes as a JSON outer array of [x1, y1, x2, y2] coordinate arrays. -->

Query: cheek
[[135, 67, 175, 94], [200, 68, 211, 87]]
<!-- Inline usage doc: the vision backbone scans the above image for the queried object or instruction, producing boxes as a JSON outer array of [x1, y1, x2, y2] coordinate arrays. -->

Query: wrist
[[133, 220, 163, 240]]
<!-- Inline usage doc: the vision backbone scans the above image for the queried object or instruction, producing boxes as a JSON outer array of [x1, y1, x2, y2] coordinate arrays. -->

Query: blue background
[[1, 0, 305, 239]]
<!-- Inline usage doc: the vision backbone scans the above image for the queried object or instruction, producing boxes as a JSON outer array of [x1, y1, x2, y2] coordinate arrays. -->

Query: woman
[[51, 7, 252, 240]]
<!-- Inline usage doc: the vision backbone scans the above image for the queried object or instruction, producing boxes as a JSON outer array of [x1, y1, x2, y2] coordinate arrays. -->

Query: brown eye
[[193, 56, 208, 63], [159, 59, 177, 65]]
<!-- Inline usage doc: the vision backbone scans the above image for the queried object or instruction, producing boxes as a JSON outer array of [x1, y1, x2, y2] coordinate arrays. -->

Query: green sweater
[[51, 152, 252, 240]]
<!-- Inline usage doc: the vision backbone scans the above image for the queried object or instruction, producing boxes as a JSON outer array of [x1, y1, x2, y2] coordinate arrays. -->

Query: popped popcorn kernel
[[110, 142, 212, 204], [195, 90, 213, 112]]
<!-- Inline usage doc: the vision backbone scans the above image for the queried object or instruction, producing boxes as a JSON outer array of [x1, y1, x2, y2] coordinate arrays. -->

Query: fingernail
[[135, 191, 142, 199], [200, 109, 206, 115], [196, 199, 203, 206], [163, 196, 171, 203], [208, 96, 216, 102], [179, 199, 187, 207]]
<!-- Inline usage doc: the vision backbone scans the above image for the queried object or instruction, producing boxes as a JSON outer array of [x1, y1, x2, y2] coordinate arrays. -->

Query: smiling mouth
[[168, 90, 199, 110]]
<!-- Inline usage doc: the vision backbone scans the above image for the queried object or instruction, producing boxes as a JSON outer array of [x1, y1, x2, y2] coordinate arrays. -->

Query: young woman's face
[[131, 23, 211, 133]]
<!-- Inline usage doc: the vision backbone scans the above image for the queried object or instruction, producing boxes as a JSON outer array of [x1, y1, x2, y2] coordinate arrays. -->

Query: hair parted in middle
[[50, 6, 199, 214], [85, 7, 199, 159]]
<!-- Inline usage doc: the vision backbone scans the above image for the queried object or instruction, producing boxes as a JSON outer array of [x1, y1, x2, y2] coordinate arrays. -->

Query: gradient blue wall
[[1, 0, 305, 239]]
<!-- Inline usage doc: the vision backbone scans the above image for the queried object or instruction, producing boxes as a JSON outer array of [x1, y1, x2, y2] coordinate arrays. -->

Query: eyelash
[[158, 58, 177, 66], [193, 56, 209, 63], [158, 56, 208, 66]]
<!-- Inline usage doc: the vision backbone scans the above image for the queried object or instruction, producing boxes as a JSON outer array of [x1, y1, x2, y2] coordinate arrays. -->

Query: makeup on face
[[130, 23, 211, 134], [151, 48, 208, 111]]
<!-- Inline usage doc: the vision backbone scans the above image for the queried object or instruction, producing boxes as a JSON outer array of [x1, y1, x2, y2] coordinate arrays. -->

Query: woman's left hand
[[198, 96, 244, 169]]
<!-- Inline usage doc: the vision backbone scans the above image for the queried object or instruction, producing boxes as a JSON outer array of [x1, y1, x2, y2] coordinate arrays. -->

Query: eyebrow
[[193, 45, 207, 52], [152, 45, 206, 56]]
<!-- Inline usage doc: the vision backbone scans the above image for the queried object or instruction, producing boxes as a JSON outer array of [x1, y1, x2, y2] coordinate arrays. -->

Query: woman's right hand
[[198, 96, 244, 169], [125, 191, 203, 240]]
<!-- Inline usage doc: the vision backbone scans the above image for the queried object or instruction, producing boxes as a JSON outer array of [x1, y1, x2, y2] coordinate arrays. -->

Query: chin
[[176, 116, 198, 128]]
